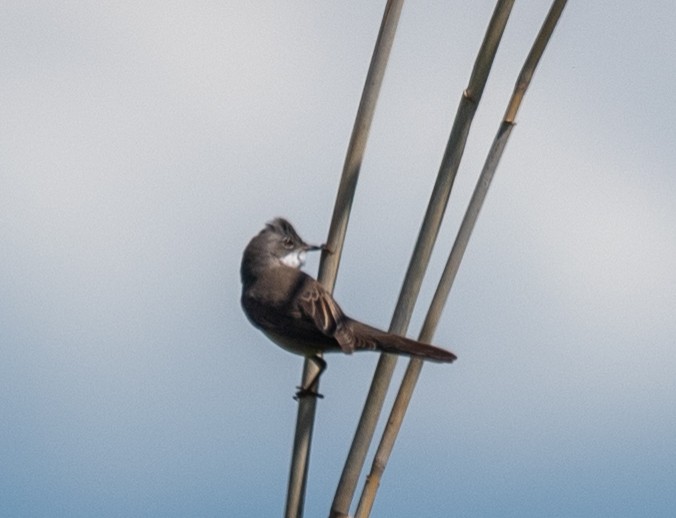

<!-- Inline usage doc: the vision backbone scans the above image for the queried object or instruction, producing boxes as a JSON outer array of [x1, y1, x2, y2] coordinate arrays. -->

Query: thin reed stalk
[[284, 2, 405, 517], [354, 2, 568, 516], [329, 2, 515, 516]]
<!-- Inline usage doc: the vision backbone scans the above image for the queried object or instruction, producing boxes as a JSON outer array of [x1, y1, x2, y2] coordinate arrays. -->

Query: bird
[[240, 218, 456, 398]]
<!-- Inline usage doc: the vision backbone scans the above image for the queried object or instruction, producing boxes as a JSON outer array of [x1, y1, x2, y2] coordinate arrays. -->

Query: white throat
[[280, 250, 306, 269]]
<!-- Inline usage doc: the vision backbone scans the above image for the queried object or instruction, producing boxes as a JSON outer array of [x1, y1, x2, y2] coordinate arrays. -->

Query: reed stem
[[354, 2, 568, 516], [284, 1, 405, 516]]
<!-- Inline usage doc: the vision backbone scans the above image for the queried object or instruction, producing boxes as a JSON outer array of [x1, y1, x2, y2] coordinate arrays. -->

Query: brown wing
[[297, 279, 356, 354], [293, 278, 455, 361]]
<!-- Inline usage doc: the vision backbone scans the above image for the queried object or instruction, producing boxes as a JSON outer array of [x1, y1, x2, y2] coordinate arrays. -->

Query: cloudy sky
[[2, 1, 675, 517]]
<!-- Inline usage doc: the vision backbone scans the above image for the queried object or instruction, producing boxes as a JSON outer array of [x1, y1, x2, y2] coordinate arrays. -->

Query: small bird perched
[[240, 218, 456, 398]]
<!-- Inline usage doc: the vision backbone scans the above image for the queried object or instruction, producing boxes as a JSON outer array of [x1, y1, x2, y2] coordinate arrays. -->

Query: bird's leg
[[294, 355, 326, 400]]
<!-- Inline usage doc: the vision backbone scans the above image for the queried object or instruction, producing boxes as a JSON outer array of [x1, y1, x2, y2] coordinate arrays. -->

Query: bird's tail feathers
[[380, 335, 457, 363], [350, 321, 456, 363]]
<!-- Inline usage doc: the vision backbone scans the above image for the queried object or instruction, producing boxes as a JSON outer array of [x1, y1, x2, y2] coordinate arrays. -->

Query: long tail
[[349, 321, 456, 363]]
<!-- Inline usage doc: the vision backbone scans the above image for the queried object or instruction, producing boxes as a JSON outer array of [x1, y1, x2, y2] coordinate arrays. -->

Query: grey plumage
[[240, 218, 456, 396]]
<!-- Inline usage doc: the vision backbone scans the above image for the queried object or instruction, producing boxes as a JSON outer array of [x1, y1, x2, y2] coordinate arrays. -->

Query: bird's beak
[[304, 243, 325, 252]]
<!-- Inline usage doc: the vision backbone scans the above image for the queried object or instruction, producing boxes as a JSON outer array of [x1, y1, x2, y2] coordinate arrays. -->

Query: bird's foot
[[294, 386, 324, 400]]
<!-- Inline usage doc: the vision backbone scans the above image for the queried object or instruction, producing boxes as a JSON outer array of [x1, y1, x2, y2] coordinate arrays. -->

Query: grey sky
[[2, 1, 675, 517]]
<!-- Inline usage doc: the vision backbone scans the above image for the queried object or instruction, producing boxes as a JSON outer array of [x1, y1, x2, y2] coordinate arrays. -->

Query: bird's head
[[265, 218, 322, 268], [242, 218, 323, 279]]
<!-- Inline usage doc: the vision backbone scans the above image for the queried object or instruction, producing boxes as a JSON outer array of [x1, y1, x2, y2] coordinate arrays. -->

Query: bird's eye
[[282, 237, 294, 249]]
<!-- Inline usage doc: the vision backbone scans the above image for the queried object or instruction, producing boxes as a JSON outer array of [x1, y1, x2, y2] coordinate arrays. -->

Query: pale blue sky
[[2, 1, 675, 517]]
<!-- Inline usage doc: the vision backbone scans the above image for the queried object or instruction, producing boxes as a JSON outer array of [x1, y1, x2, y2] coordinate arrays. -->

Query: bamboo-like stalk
[[284, 2, 405, 517], [329, 2, 515, 517], [354, 2, 568, 516]]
